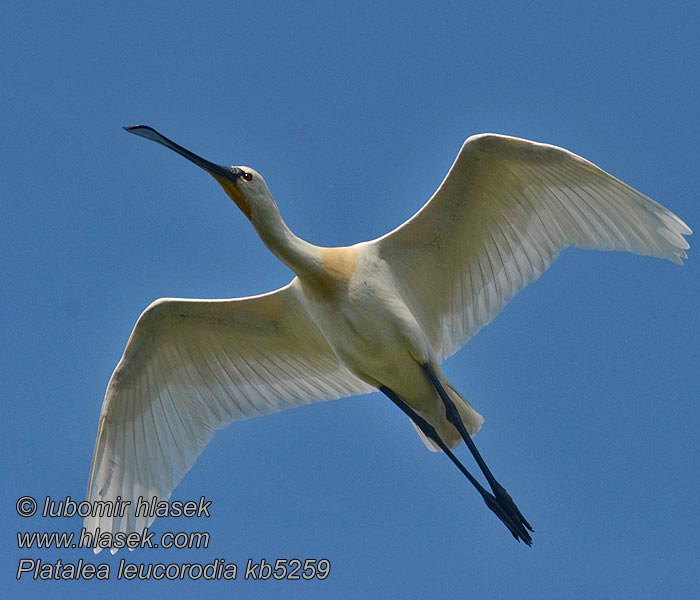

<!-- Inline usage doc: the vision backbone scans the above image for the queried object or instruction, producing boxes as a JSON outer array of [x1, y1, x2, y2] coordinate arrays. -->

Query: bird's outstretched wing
[[85, 279, 372, 552], [374, 134, 691, 360]]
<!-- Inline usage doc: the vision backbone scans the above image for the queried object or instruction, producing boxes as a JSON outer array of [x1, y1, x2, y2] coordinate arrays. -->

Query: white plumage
[[86, 128, 690, 551]]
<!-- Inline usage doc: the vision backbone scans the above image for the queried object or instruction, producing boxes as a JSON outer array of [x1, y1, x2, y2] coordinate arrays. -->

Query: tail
[[412, 381, 484, 451]]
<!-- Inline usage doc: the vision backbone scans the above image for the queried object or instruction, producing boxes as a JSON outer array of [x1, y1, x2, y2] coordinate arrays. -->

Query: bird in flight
[[86, 125, 690, 550]]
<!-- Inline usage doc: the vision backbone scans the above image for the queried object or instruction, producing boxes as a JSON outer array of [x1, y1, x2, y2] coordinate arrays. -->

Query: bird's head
[[123, 125, 273, 222]]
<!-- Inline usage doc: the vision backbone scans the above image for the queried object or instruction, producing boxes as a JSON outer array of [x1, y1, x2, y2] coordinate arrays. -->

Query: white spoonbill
[[86, 125, 691, 550]]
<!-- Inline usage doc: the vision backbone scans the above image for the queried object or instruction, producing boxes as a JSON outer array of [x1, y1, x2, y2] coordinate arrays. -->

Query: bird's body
[[86, 127, 690, 551], [294, 243, 482, 446]]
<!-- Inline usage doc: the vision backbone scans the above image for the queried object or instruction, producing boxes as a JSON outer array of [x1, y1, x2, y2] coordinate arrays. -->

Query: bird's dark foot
[[482, 491, 533, 546], [493, 483, 533, 531], [483, 492, 532, 546], [488, 482, 533, 544]]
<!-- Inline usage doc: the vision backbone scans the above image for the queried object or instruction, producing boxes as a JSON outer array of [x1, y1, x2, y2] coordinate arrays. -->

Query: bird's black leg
[[420, 363, 534, 540], [379, 385, 532, 545]]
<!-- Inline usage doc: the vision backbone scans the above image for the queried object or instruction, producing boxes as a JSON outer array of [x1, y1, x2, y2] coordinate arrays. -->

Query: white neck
[[250, 201, 323, 280]]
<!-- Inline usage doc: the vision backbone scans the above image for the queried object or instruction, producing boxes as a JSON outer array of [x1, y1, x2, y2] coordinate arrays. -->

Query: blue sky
[[2, 2, 699, 598]]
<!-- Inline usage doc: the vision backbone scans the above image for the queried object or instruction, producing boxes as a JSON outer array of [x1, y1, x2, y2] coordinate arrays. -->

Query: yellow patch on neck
[[320, 247, 358, 283], [301, 247, 358, 302], [213, 175, 252, 220]]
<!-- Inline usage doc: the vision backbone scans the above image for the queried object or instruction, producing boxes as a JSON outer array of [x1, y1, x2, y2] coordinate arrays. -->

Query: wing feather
[[85, 279, 372, 551], [375, 134, 691, 360]]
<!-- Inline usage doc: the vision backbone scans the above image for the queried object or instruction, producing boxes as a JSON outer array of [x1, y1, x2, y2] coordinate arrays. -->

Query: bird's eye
[[242, 172, 253, 182]]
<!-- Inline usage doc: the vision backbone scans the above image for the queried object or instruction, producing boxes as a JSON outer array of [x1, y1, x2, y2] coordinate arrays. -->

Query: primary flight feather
[[86, 127, 690, 551]]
